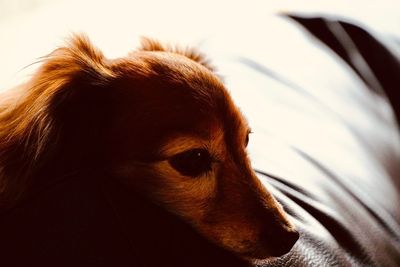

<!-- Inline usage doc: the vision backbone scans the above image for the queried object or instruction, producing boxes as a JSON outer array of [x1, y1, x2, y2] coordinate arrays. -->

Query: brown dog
[[0, 34, 298, 259]]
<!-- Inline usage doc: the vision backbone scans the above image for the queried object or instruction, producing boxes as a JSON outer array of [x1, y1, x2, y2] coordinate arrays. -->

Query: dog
[[0, 34, 298, 259]]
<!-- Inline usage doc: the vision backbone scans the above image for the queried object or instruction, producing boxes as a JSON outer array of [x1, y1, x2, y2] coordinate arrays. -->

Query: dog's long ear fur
[[0, 34, 114, 209], [139, 37, 215, 72]]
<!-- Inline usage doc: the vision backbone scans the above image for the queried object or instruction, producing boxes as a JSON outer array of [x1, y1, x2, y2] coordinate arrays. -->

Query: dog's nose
[[246, 228, 299, 259], [267, 229, 299, 257]]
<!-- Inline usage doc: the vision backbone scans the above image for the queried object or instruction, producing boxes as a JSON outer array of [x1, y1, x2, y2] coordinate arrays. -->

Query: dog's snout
[[267, 228, 299, 257], [243, 228, 299, 259]]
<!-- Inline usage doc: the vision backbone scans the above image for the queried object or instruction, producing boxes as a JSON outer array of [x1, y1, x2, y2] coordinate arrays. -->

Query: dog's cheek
[[195, 219, 260, 254], [150, 161, 217, 222]]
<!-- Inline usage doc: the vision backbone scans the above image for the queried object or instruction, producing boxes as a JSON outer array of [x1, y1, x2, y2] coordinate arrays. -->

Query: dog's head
[[0, 35, 298, 259]]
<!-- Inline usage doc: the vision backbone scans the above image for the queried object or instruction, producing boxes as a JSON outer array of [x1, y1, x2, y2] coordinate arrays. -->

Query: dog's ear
[[138, 37, 215, 72], [41, 34, 117, 153], [43, 33, 114, 108], [26, 34, 116, 149], [0, 34, 114, 208], [19, 33, 116, 160], [9, 33, 114, 151]]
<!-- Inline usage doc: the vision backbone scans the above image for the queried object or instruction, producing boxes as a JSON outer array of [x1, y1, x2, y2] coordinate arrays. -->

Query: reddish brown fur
[[0, 34, 298, 259]]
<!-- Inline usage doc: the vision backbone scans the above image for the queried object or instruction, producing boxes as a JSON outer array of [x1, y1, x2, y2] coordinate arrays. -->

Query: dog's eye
[[169, 149, 213, 177]]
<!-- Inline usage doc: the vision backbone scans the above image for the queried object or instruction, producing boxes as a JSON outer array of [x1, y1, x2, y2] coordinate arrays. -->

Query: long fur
[[0, 34, 298, 259], [0, 35, 217, 209]]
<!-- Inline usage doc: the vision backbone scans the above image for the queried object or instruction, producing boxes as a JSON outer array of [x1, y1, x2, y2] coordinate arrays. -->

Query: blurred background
[[1, 0, 399, 91]]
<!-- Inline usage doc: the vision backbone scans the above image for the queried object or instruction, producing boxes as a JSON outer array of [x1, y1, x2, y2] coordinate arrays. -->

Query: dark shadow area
[[288, 15, 400, 125]]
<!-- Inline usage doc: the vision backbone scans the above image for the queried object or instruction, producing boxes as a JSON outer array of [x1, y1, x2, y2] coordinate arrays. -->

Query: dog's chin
[[237, 246, 276, 260], [228, 238, 298, 260]]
